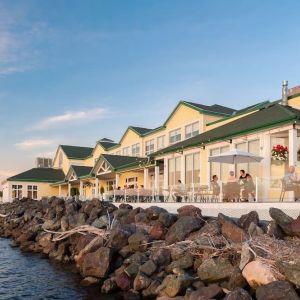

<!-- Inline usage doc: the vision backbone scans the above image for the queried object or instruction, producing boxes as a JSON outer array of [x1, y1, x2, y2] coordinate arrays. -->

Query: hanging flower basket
[[271, 144, 288, 161]]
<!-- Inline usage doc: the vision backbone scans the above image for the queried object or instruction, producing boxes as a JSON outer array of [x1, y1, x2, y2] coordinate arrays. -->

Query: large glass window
[[122, 147, 130, 156], [27, 185, 38, 199], [185, 153, 200, 186], [125, 177, 138, 188], [169, 129, 181, 144], [157, 136, 165, 150], [12, 185, 22, 199], [132, 143, 140, 157], [168, 157, 181, 186], [185, 122, 199, 139], [145, 139, 155, 155], [210, 146, 230, 181]]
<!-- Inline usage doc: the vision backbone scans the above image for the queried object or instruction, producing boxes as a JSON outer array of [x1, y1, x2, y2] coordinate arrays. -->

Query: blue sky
[[1, 0, 300, 182]]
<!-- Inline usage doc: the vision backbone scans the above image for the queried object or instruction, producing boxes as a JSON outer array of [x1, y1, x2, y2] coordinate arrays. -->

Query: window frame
[[145, 139, 155, 155], [185, 121, 199, 139], [157, 135, 165, 150], [12, 185, 23, 199], [131, 143, 140, 157], [169, 128, 181, 144]]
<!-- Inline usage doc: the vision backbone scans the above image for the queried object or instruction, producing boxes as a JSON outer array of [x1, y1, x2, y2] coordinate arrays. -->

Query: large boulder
[[187, 284, 223, 300], [128, 232, 149, 252], [150, 248, 171, 265], [290, 215, 300, 237], [224, 288, 253, 300], [159, 213, 177, 228], [197, 257, 234, 283], [242, 260, 285, 289], [140, 260, 157, 276], [277, 259, 300, 286], [145, 206, 168, 220], [115, 271, 133, 291], [133, 272, 152, 291], [177, 205, 202, 218], [269, 208, 294, 236], [165, 216, 203, 244], [81, 247, 112, 278], [238, 211, 259, 231], [256, 281, 300, 300], [149, 222, 166, 240], [108, 224, 136, 251], [166, 253, 194, 273], [218, 213, 248, 243], [267, 221, 284, 239]]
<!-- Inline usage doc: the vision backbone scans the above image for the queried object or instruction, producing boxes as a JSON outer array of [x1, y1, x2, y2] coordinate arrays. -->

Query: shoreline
[[1, 197, 300, 299]]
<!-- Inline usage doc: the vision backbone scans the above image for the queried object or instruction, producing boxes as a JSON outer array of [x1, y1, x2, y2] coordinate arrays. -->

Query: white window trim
[[185, 121, 199, 139], [157, 135, 165, 150], [145, 139, 155, 155], [169, 127, 182, 145]]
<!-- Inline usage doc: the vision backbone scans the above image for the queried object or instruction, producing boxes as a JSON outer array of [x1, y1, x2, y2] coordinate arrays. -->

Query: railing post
[[220, 181, 223, 202], [192, 183, 195, 202], [255, 177, 259, 202]]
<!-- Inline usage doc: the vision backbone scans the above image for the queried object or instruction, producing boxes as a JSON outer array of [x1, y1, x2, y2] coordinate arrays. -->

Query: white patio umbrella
[[208, 149, 263, 164]]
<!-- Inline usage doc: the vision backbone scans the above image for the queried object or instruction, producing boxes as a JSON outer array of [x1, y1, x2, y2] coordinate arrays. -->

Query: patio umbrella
[[208, 149, 263, 164]]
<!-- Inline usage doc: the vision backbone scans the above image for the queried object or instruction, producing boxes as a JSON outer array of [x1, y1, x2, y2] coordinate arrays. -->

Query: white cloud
[[15, 139, 55, 150], [31, 107, 110, 130]]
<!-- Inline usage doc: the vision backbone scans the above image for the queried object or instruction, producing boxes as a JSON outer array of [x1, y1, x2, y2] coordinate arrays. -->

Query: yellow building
[[3, 82, 300, 202]]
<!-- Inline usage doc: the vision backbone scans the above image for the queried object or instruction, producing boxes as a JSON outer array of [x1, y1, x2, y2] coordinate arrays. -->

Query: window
[[185, 153, 200, 186], [27, 185, 38, 199], [157, 136, 165, 150], [168, 157, 181, 186], [125, 177, 138, 188], [169, 129, 181, 144], [58, 152, 63, 168], [106, 180, 115, 191], [12, 185, 22, 199], [132, 143, 140, 157], [122, 147, 130, 156], [145, 139, 155, 155], [236, 139, 260, 178], [209, 146, 230, 181], [185, 122, 199, 139]]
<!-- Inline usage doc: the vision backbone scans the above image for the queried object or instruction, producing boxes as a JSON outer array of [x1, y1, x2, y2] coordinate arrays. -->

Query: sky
[[1, 0, 300, 184]]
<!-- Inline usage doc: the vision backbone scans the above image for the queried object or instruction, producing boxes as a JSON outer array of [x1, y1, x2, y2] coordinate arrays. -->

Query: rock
[[125, 252, 148, 265], [256, 281, 300, 300], [122, 289, 141, 300], [142, 280, 160, 299], [248, 222, 264, 236], [290, 215, 300, 237], [101, 278, 117, 294], [227, 267, 248, 290], [80, 276, 99, 286], [115, 271, 133, 291], [177, 205, 202, 218], [60, 215, 69, 231], [81, 247, 112, 278], [239, 243, 254, 270], [150, 248, 171, 265], [188, 283, 223, 300], [242, 260, 285, 289], [119, 245, 133, 258], [224, 288, 253, 300], [156, 297, 184, 300], [42, 219, 61, 231], [91, 215, 108, 229], [119, 203, 133, 210], [128, 233, 149, 252], [133, 272, 152, 291], [166, 253, 194, 273], [238, 211, 259, 231], [269, 208, 294, 236], [135, 213, 148, 223], [140, 260, 157, 276], [218, 213, 248, 243], [68, 213, 86, 228], [165, 216, 203, 244], [149, 222, 166, 240], [145, 206, 168, 220], [197, 258, 234, 283], [109, 224, 135, 251], [159, 213, 177, 227], [267, 221, 284, 239], [198, 219, 221, 236], [156, 274, 193, 297], [277, 259, 300, 286], [125, 263, 140, 278]]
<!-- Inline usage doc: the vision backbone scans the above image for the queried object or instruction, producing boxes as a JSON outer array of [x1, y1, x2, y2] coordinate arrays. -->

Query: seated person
[[211, 175, 220, 196], [239, 169, 250, 184], [244, 174, 256, 201], [283, 166, 300, 201], [227, 171, 237, 182]]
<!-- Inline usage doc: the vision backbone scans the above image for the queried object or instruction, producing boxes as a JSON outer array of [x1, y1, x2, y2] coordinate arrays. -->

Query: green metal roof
[[151, 104, 300, 156], [130, 126, 153, 135], [7, 168, 65, 183], [185, 102, 236, 115], [60, 145, 94, 159], [97, 140, 119, 150], [94, 154, 149, 173], [70, 165, 93, 178]]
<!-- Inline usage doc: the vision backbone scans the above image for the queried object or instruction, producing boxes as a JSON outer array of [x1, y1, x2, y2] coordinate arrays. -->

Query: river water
[[0, 238, 113, 300]]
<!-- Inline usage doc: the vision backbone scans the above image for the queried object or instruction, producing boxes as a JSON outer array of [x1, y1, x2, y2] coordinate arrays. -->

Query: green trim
[[8, 178, 59, 183], [182, 101, 233, 117], [153, 116, 296, 157]]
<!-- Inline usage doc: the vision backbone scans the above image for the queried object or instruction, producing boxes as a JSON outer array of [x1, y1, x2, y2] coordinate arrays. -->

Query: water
[[0, 238, 113, 300]]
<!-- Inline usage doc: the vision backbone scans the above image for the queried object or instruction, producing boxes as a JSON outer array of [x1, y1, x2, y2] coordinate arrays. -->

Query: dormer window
[[169, 129, 181, 144], [185, 122, 199, 139]]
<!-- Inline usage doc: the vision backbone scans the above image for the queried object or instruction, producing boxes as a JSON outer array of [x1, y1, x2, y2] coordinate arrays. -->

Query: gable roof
[[60, 145, 94, 159], [94, 154, 149, 173], [70, 165, 93, 178], [7, 168, 65, 183], [130, 126, 153, 135], [151, 104, 300, 156], [97, 140, 119, 150], [185, 102, 236, 115]]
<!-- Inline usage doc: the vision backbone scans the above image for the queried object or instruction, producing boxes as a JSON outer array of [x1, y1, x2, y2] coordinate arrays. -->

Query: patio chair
[[279, 179, 297, 202]]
